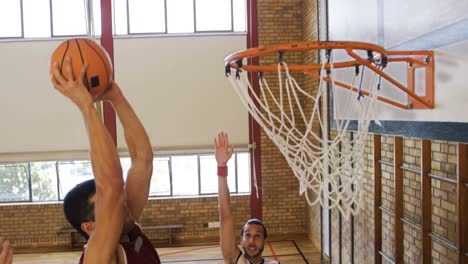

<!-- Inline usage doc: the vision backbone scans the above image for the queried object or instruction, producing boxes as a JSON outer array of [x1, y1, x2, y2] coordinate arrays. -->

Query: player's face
[[241, 224, 265, 258]]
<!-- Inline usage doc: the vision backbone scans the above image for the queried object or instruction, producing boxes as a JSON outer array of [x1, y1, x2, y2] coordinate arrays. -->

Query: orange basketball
[[50, 38, 113, 97]]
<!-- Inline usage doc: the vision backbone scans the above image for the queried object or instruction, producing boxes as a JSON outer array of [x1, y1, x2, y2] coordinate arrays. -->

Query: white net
[[227, 51, 381, 219]]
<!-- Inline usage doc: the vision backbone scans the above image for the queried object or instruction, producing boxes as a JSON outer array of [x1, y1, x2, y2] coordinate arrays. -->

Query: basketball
[[50, 38, 113, 97]]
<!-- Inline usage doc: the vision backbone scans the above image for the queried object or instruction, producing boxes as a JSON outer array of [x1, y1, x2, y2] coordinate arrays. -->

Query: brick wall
[[0, 195, 250, 250], [256, 0, 308, 235], [303, 0, 322, 251], [307, 133, 462, 263]]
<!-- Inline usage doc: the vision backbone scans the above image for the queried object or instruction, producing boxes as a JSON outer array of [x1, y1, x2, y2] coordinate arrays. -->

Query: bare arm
[[215, 132, 240, 263], [0, 238, 13, 264], [98, 82, 153, 221], [52, 58, 124, 263]]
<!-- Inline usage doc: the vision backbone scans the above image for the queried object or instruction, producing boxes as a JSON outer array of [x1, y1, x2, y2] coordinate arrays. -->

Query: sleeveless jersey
[[79, 224, 161, 264]]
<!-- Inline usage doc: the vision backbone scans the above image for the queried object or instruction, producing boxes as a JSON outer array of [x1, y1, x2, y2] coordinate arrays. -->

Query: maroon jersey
[[79, 224, 161, 264]]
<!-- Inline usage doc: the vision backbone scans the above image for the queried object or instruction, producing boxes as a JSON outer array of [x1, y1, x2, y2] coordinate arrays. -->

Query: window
[[0, 0, 246, 39], [23, 0, 51, 38], [0, 164, 29, 202], [57, 161, 94, 200], [0, 152, 250, 203], [166, 0, 194, 34], [128, 0, 166, 34], [195, 0, 232, 32], [0, 0, 22, 38]]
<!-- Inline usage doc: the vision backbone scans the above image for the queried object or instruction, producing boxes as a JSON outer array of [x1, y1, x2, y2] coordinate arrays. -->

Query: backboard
[[323, 0, 468, 142]]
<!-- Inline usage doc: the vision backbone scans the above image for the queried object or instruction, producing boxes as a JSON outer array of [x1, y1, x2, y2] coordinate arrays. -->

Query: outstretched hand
[[51, 57, 93, 111], [0, 239, 13, 264], [214, 132, 234, 166]]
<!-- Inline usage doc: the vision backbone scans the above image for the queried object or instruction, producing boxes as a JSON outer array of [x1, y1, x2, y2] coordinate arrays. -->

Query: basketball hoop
[[224, 41, 434, 218]]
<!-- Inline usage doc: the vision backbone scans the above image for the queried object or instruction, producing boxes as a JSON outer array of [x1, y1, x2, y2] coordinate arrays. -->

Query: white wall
[[0, 35, 248, 161]]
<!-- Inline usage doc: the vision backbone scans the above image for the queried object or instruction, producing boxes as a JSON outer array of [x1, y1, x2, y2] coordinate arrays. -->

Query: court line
[[162, 254, 306, 263], [162, 257, 223, 263], [159, 240, 308, 263], [159, 245, 219, 257], [292, 240, 310, 264], [267, 241, 279, 262]]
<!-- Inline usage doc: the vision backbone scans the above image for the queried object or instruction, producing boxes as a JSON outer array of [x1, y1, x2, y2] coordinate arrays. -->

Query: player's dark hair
[[63, 179, 96, 240]]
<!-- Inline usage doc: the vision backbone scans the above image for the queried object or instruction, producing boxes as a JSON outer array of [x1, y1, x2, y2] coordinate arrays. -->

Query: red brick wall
[[0, 195, 250, 250], [256, 0, 308, 235]]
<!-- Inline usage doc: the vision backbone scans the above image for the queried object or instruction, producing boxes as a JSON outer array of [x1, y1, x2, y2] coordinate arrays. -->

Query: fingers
[[0, 239, 12, 264], [224, 132, 229, 146], [52, 61, 66, 85], [78, 63, 88, 87], [65, 57, 74, 81], [215, 132, 231, 149]]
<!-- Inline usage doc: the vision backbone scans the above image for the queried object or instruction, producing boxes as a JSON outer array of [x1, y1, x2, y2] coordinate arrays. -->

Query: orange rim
[[224, 41, 435, 110]]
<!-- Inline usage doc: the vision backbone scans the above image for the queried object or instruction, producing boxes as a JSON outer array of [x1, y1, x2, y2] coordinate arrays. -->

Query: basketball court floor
[[13, 239, 319, 264]]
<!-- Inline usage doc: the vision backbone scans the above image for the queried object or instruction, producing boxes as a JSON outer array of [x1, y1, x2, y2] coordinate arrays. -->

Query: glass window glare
[[0, 152, 250, 203], [0, 0, 22, 38], [1, 0, 246, 39], [51, 0, 88, 36], [128, 0, 166, 34], [167, 0, 195, 33], [23, 0, 51, 38], [172, 155, 199, 196], [58, 160, 93, 200], [151, 157, 171, 196], [195, 0, 232, 31]]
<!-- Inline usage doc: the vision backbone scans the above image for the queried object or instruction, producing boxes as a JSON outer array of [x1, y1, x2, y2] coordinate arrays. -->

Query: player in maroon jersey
[[52, 57, 160, 264]]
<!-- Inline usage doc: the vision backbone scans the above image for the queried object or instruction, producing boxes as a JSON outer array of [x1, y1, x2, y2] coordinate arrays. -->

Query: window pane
[[114, 0, 128, 35], [172, 155, 198, 196], [58, 161, 93, 200], [128, 0, 165, 33], [167, 0, 194, 33], [121, 157, 170, 196], [150, 157, 171, 196], [237, 152, 250, 193], [120, 157, 131, 181], [91, 0, 102, 36], [0, 164, 29, 202], [233, 0, 246, 32], [227, 156, 236, 191], [0, 0, 22, 37], [200, 155, 236, 194], [199, 155, 217, 194], [23, 0, 51, 38], [195, 0, 232, 31], [31, 162, 58, 201], [52, 0, 87, 36]]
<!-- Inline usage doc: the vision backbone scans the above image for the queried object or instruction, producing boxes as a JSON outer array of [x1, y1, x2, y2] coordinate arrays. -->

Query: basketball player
[[215, 132, 279, 264], [51, 57, 160, 264], [0, 238, 13, 264]]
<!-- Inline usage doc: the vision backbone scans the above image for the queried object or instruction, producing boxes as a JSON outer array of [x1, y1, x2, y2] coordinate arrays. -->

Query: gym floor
[[13, 238, 320, 264]]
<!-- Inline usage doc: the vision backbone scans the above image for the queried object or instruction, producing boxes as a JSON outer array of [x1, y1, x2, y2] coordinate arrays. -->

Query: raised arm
[[0, 238, 13, 264], [51, 58, 124, 263], [98, 82, 153, 221], [215, 132, 239, 263]]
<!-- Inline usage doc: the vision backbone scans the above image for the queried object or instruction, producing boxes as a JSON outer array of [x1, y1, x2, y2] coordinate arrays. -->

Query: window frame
[[0, 151, 250, 204], [0, 0, 245, 40]]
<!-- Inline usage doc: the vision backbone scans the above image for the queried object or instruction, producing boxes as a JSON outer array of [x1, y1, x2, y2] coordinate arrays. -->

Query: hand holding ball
[[50, 38, 113, 98]]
